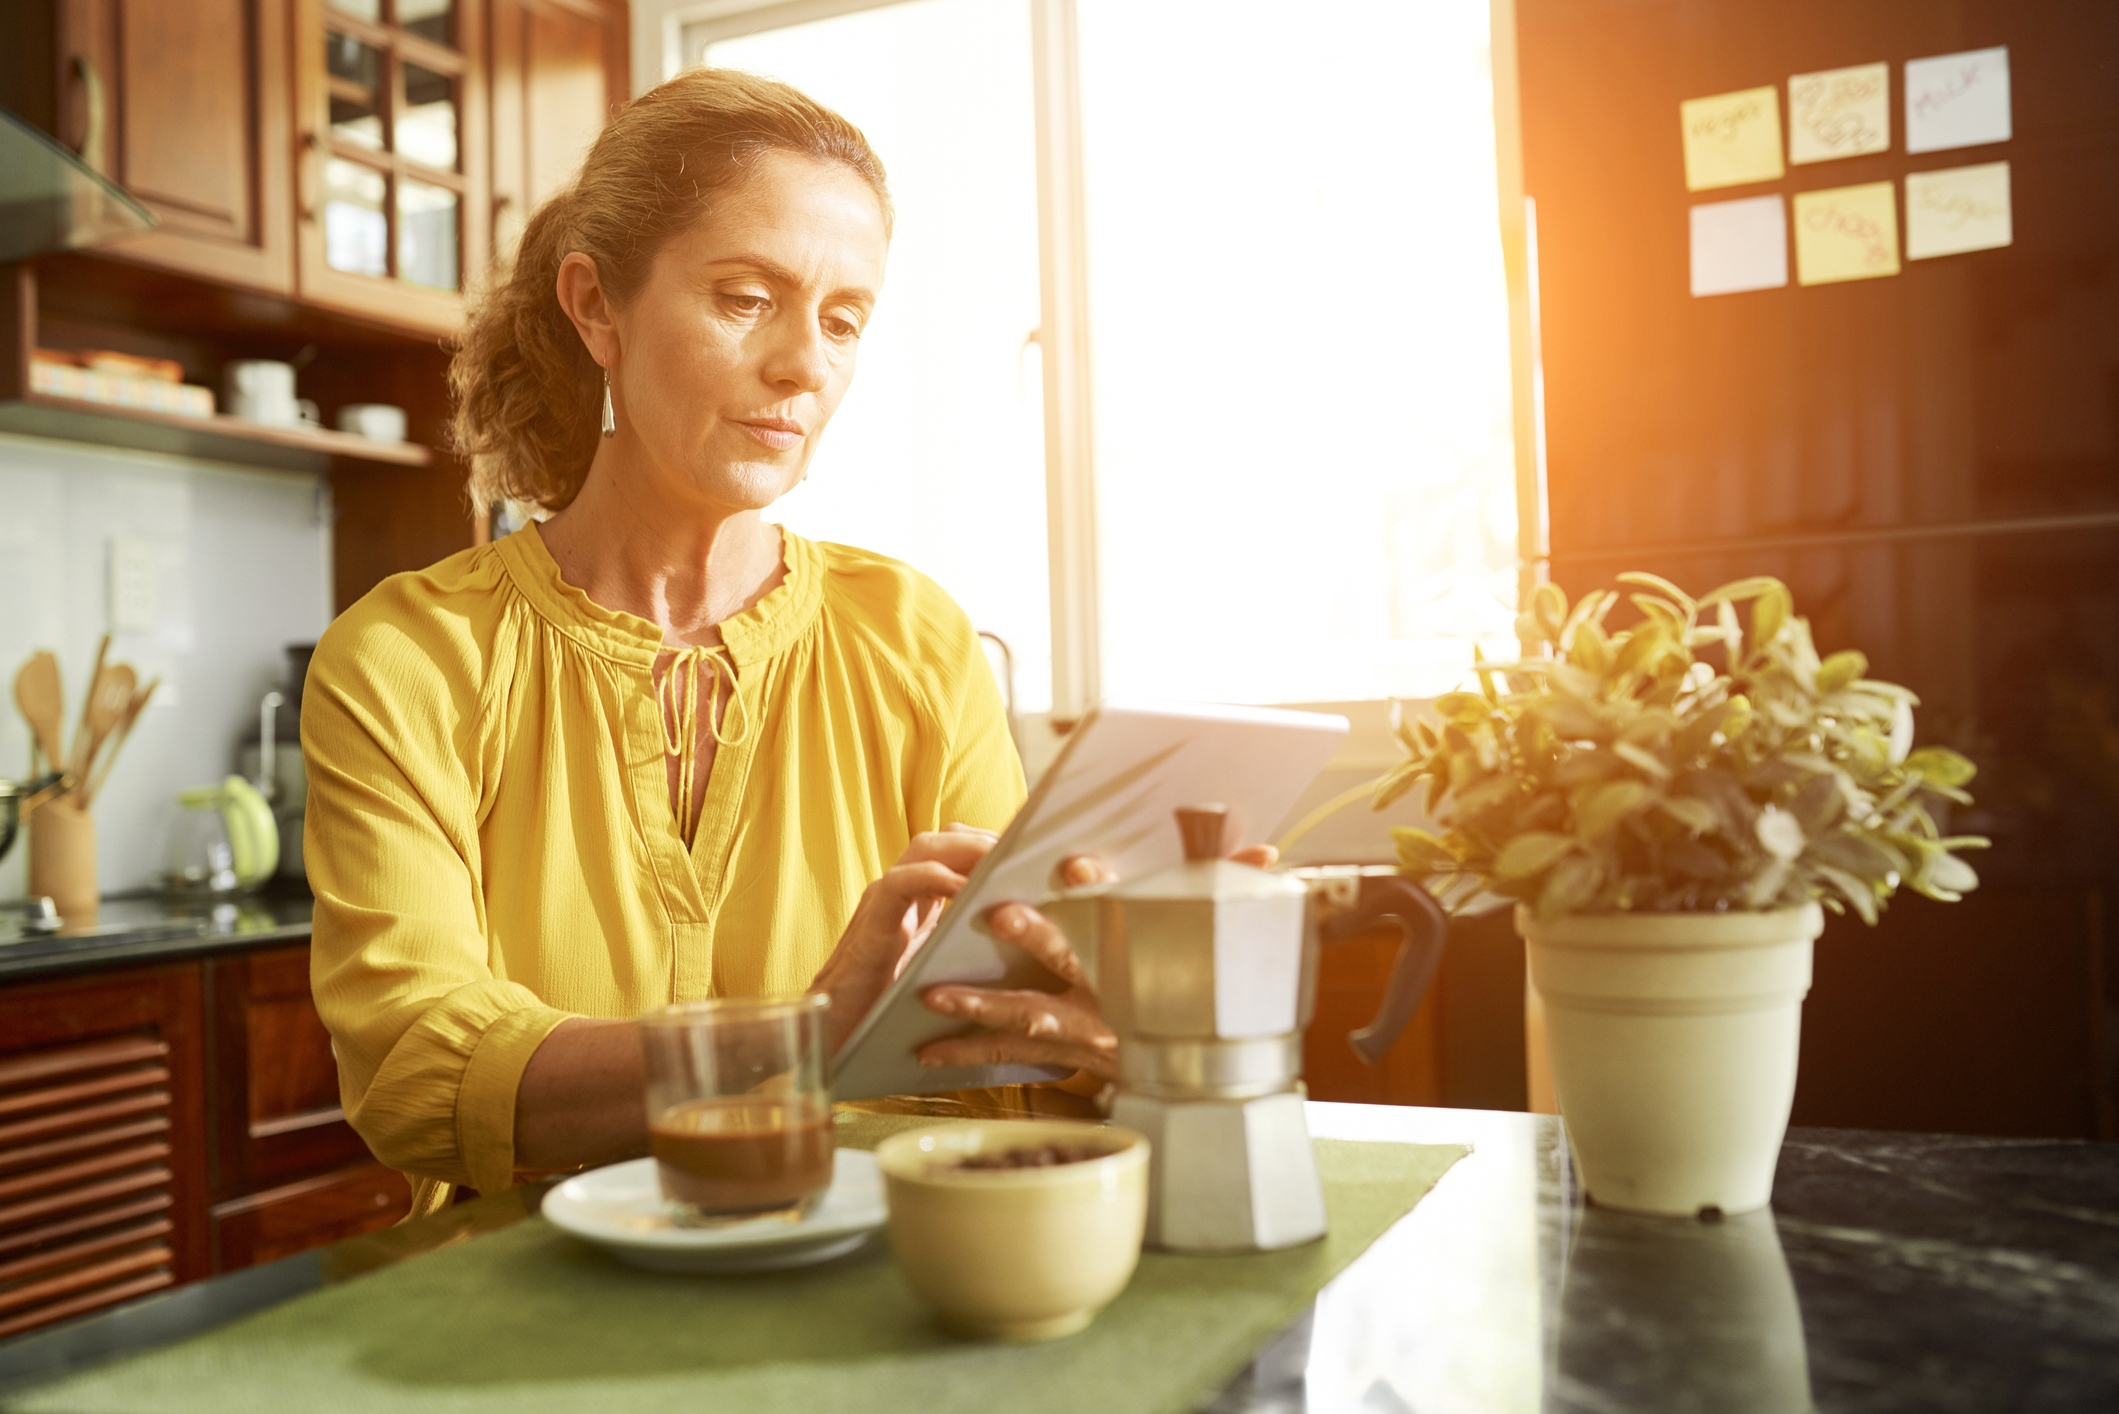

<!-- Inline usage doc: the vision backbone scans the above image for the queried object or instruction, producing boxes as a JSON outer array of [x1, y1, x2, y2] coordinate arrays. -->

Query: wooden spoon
[[73, 662, 134, 804], [69, 634, 111, 782], [85, 675, 158, 807], [13, 651, 66, 776]]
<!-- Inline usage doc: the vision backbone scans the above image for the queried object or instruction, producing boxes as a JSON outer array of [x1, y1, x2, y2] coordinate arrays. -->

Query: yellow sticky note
[[1793, 181, 1900, 284], [1789, 62, 1891, 163], [1681, 86, 1785, 191], [1905, 162, 2011, 259]]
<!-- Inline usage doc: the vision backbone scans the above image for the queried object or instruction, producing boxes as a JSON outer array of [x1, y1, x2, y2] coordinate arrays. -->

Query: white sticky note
[[1906, 161, 2012, 259], [1905, 47, 2011, 154], [1690, 195, 1788, 297], [1789, 62, 1891, 163]]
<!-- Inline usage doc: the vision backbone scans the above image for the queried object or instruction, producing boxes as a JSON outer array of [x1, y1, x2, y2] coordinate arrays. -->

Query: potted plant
[[1372, 573, 1986, 1216]]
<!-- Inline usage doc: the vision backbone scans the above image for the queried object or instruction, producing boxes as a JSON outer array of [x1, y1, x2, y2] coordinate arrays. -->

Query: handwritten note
[[1905, 162, 2012, 260], [1905, 47, 2011, 154], [1789, 62, 1890, 163], [1681, 86, 1785, 191], [1690, 195, 1788, 297], [1793, 181, 1900, 285]]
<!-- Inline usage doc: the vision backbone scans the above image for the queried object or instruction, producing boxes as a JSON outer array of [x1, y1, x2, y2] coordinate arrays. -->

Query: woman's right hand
[[808, 825, 1000, 1053]]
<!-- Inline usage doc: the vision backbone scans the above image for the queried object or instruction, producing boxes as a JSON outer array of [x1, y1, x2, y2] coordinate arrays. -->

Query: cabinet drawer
[[210, 945, 372, 1198], [211, 1162, 411, 1271]]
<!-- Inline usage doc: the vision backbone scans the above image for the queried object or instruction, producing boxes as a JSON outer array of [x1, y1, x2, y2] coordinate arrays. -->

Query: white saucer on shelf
[[543, 1150, 886, 1274]]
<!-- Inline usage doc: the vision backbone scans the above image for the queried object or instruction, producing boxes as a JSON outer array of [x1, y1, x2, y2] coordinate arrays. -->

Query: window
[[679, 0, 1522, 723], [696, 0, 1052, 710]]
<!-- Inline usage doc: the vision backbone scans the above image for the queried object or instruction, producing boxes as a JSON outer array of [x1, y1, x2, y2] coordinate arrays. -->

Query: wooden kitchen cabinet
[[488, 0, 628, 262], [0, 942, 411, 1339], [0, 963, 210, 1340], [31, 0, 299, 294], [293, 0, 491, 335]]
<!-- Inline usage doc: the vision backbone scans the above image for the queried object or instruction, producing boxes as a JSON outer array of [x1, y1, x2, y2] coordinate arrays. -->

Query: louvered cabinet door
[[0, 964, 209, 1340]]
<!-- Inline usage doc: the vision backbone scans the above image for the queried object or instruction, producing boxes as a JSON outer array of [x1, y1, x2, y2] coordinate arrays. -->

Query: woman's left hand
[[916, 845, 1278, 1079]]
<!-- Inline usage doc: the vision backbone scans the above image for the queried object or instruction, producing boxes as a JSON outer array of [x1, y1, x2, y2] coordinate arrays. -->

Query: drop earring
[[600, 368, 616, 438]]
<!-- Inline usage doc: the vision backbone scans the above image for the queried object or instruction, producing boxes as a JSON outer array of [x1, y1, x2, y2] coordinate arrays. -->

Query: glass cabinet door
[[305, 0, 483, 327]]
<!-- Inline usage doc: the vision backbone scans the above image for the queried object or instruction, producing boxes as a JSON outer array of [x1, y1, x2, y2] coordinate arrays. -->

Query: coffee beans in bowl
[[874, 1120, 1149, 1341]]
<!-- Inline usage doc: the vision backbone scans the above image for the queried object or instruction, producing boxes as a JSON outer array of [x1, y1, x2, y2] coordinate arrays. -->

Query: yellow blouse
[[304, 527, 1025, 1198]]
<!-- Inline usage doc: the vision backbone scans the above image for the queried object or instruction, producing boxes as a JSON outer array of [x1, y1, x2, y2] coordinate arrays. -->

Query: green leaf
[[1434, 691, 1489, 726], [1664, 837, 1728, 878], [1752, 584, 1792, 649], [1812, 862, 1881, 925], [1612, 740, 1673, 780], [1817, 650, 1869, 695], [1569, 620, 1613, 675], [1809, 831, 1896, 880], [1371, 759, 1424, 811], [1616, 570, 1696, 611], [1656, 795, 1720, 834], [1614, 622, 1671, 677], [1536, 853, 1602, 918], [1392, 827, 1459, 870], [1789, 773, 1845, 834], [1575, 779, 1652, 838], [1552, 751, 1623, 787], [1530, 582, 1568, 643], [1903, 746, 1977, 788], [1716, 600, 1743, 661], [1494, 832, 1575, 880]]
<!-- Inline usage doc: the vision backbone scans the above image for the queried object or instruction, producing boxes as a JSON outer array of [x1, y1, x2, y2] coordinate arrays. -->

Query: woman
[[305, 70, 1154, 1212]]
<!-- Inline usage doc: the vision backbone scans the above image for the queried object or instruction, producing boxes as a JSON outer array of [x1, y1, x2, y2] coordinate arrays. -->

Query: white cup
[[336, 403, 408, 443], [224, 360, 303, 426]]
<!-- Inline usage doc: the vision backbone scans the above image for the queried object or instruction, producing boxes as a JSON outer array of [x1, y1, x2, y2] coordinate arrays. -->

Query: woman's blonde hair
[[451, 68, 891, 512]]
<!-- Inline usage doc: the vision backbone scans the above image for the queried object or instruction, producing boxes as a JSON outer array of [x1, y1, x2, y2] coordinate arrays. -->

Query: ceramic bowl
[[874, 1119, 1148, 1341]]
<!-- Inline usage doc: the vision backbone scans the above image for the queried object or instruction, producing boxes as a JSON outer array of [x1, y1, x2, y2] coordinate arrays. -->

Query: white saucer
[[543, 1150, 886, 1273]]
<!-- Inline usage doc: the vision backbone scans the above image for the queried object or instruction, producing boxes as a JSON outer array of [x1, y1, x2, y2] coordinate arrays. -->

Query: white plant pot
[[1518, 903, 1824, 1217]]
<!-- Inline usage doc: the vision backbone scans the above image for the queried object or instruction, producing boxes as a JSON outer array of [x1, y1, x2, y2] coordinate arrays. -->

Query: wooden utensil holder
[[29, 797, 97, 921]]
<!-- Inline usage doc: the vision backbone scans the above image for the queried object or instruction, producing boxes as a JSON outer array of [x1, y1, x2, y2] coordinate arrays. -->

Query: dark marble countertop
[[1, 1105, 2113, 1410], [0, 892, 313, 982]]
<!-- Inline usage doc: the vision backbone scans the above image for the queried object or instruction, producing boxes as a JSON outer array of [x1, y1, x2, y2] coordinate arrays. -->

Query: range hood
[[0, 108, 156, 265]]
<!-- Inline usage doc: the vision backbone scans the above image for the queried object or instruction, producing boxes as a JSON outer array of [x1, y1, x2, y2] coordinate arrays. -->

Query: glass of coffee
[[640, 994, 834, 1226]]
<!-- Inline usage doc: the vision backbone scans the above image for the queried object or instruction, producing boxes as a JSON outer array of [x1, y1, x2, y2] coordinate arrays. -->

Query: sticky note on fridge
[[1905, 47, 2011, 154], [1793, 181, 1901, 284], [1789, 62, 1890, 163], [1690, 195, 1788, 297], [1681, 86, 1785, 191], [1905, 162, 2012, 259]]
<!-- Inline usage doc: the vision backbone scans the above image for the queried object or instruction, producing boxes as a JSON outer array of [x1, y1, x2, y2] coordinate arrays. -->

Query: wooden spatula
[[68, 634, 112, 783], [73, 662, 134, 803], [13, 651, 66, 777], [85, 675, 159, 807]]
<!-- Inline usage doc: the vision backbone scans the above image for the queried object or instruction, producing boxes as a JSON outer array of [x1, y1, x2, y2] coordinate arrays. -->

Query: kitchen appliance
[[0, 773, 67, 866], [160, 775, 277, 896], [0, 108, 156, 264], [235, 643, 315, 881], [1042, 806, 1448, 1253]]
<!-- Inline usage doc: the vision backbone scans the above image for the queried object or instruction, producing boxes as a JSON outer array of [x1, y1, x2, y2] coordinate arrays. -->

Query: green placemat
[[7, 1123, 1467, 1414]]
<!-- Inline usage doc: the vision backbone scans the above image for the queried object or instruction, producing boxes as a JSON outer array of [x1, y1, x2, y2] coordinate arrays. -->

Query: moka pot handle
[[1315, 870, 1449, 1066]]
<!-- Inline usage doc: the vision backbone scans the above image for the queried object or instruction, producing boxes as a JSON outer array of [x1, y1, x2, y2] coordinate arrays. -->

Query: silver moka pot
[[1045, 805, 1448, 1253]]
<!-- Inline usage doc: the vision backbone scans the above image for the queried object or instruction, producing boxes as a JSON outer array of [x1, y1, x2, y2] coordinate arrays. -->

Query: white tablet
[[830, 698, 1349, 1102]]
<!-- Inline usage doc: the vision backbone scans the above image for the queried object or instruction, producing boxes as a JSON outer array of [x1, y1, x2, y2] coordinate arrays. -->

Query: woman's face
[[606, 150, 888, 513]]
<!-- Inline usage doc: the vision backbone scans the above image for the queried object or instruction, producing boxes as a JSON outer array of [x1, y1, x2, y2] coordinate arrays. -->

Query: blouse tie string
[[656, 643, 753, 845]]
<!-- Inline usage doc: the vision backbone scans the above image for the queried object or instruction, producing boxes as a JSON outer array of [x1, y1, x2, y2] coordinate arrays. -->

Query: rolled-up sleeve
[[304, 603, 572, 1196]]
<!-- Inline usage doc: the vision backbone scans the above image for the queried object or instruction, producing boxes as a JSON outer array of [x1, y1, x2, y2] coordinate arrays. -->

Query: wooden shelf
[[0, 393, 433, 476]]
